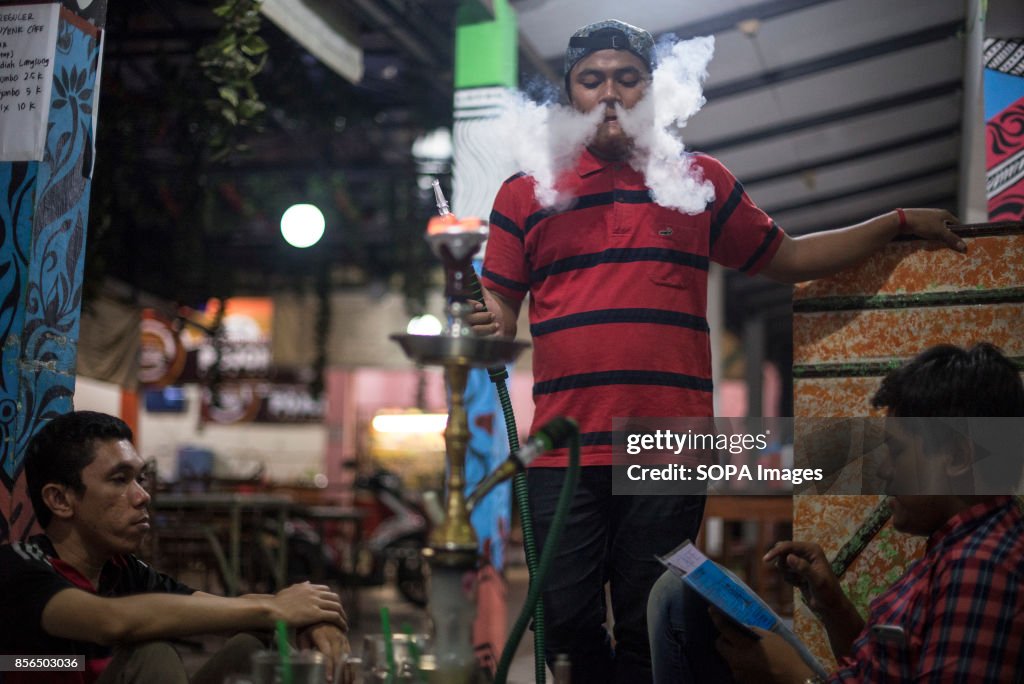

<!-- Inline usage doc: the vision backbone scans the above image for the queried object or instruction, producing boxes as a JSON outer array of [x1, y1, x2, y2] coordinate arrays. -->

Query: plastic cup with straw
[[380, 606, 396, 683], [276, 620, 293, 684], [402, 623, 424, 683]]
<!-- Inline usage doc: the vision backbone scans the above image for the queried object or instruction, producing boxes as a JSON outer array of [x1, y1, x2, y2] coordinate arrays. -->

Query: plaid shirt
[[831, 496, 1024, 683]]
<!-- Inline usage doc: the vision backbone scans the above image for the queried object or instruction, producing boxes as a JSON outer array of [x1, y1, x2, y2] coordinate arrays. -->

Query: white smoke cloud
[[618, 35, 716, 215], [494, 34, 716, 213], [495, 93, 604, 209]]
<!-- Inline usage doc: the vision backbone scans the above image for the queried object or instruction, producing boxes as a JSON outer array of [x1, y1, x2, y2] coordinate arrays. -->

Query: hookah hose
[[467, 270, 548, 683], [494, 430, 581, 684]]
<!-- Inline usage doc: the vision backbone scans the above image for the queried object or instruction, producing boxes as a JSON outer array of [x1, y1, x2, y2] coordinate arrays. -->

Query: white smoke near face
[[494, 34, 716, 213], [618, 35, 716, 215], [495, 93, 604, 209]]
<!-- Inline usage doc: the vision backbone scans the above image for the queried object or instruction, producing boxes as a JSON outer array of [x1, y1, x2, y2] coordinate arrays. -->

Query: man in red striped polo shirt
[[471, 19, 964, 683]]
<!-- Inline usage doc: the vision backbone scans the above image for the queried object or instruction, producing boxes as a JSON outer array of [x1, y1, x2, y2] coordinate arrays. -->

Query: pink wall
[[718, 362, 783, 417], [324, 367, 536, 498], [323, 360, 791, 494]]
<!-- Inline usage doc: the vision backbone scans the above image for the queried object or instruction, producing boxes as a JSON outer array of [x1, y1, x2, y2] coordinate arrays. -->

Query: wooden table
[[291, 504, 367, 626], [698, 495, 794, 611], [152, 492, 294, 595]]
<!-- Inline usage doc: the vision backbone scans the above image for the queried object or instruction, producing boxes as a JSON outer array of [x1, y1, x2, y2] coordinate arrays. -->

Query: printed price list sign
[[0, 2, 59, 161]]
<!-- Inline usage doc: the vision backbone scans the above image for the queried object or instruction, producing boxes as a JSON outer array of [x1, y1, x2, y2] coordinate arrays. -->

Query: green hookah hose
[[494, 431, 580, 684], [469, 270, 548, 683]]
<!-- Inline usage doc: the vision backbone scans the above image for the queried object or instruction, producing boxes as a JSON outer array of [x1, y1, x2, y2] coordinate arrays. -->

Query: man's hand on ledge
[[899, 208, 964, 253]]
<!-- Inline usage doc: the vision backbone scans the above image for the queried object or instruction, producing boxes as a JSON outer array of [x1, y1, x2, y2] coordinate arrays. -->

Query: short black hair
[[872, 343, 1024, 493], [25, 411, 134, 529], [871, 343, 1024, 417]]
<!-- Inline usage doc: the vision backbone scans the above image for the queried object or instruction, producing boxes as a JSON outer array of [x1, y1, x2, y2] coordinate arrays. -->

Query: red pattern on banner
[[986, 96, 1024, 221]]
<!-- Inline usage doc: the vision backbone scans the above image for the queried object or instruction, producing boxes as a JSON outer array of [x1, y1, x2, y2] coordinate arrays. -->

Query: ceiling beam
[[518, 33, 560, 85], [705, 20, 963, 101], [540, 0, 841, 74], [104, 28, 217, 43], [762, 161, 957, 215], [347, 0, 446, 70], [742, 124, 960, 186], [158, 160, 418, 181], [261, 0, 364, 83], [696, 80, 961, 153], [145, 0, 185, 31], [666, 0, 840, 39]]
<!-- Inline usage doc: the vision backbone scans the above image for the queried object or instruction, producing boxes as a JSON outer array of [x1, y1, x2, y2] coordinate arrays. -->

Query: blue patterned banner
[[0, 8, 100, 543]]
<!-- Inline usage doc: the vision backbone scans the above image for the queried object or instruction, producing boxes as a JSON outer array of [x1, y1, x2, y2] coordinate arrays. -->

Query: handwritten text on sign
[[0, 3, 59, 161]]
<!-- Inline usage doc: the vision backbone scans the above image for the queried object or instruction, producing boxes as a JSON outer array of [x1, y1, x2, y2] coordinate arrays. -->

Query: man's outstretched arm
[[761, 209, 963, 284], [40, 581, 345, 646]]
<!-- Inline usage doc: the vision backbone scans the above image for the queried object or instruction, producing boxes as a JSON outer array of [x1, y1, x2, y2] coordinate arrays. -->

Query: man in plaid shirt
[[651, 343, 1024, 683]]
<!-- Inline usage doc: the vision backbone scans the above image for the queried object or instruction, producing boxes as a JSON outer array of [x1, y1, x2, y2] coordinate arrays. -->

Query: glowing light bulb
[[406, 314, 443, 336], [280, 203, 325, 248]]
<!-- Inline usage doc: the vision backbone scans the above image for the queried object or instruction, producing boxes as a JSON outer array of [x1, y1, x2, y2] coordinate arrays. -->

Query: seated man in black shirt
[[0, 411, 349, 684]]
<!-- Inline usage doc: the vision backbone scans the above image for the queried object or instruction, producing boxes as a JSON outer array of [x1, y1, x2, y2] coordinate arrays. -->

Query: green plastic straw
[[275, 620, 293, 684], [380, 606, 396, 681], [402, 623, 423, 683]]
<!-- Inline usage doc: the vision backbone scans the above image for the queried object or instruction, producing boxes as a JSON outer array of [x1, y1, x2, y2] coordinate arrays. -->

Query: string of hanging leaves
[[197, 0, 269, 161]]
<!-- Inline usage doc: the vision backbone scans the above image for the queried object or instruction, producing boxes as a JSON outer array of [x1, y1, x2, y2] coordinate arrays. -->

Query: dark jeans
[[647, 570, 736, 684], [527, 466, 706, 684]]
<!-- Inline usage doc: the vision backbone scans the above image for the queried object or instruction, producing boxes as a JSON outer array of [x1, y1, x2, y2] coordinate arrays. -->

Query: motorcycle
[[280, 465, 431, 607]]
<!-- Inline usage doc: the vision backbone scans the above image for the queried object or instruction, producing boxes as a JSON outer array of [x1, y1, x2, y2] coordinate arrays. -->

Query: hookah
[[390, 181, 581, 683]]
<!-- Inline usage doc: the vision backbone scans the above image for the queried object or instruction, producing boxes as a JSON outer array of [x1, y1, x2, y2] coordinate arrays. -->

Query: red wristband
[[896, 208, 908, 232]]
